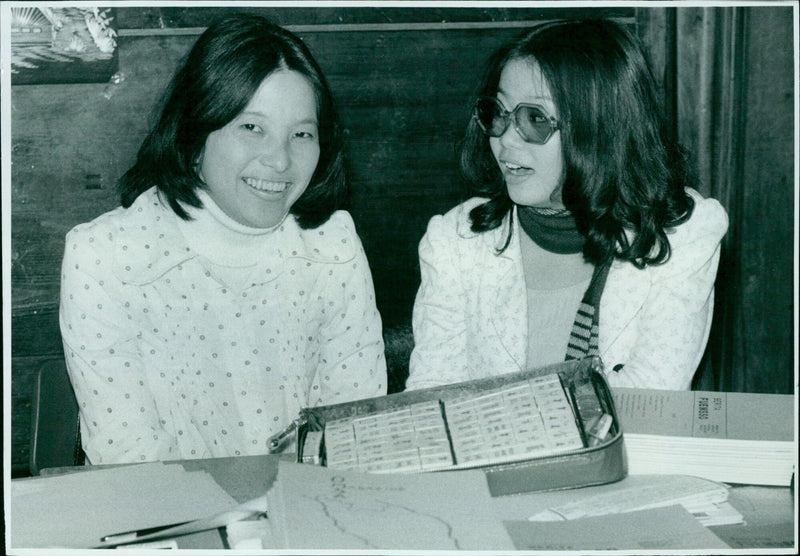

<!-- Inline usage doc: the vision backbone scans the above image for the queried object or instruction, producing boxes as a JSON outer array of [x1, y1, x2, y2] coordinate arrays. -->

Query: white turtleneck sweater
[[177, 188, 285, 291], [60, 187, 386, 464]]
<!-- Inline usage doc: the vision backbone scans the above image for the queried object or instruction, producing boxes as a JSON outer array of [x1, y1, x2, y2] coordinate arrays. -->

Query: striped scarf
[[517, 205, 610, 360], [564, 260, 611, 360]]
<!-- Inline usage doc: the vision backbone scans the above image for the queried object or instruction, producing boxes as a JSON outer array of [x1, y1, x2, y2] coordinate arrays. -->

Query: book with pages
[[611, 388, 795, 486]]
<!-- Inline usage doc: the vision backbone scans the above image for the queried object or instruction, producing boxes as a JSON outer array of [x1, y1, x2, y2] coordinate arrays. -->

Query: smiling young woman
[[197, 69, 321, 229], [59, 15, 387, 465]]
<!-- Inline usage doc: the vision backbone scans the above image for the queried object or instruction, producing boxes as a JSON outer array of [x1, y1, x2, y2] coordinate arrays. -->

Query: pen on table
[[99, 497, 269, 547], [100, 520, 193, 545]]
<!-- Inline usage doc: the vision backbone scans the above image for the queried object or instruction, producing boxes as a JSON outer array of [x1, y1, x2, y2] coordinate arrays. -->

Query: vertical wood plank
[[670, 6, 794, 393], [736, 6, 795, 393]]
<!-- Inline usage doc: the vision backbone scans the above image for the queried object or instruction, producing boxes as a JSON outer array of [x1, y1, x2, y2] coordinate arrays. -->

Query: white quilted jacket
[[407, 189, 728, 391]]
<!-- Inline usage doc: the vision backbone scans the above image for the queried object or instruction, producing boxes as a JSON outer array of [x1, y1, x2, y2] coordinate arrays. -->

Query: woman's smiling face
[[490, 58, 565, 209], [199, 69, 320, 228]]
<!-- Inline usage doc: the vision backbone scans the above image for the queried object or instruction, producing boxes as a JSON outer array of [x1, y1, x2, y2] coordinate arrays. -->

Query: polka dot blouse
[[59, 187, 386, 464]]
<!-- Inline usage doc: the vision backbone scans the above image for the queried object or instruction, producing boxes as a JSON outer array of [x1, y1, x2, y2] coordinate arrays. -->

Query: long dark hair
[[461, 19, 694, 267], [119, 14, 346, 228]]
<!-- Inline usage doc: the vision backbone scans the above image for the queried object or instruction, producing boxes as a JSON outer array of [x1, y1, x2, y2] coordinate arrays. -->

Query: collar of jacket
[[468, 202, 645, 371], [488, 207, 529, 371], [110, 187, 357, 285]]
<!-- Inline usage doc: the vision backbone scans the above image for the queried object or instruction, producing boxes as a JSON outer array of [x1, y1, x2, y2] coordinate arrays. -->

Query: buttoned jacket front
[[407, 189, 728, 390]]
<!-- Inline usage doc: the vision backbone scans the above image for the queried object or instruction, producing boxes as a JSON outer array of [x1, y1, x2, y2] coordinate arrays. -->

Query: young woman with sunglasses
[[59, 15, 386, 464], [406, 19, 728, 391]]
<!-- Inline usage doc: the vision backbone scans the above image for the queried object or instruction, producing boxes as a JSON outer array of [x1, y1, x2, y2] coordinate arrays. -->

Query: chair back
[[384, 324, 414, 393], [29, 358, 84, 475]]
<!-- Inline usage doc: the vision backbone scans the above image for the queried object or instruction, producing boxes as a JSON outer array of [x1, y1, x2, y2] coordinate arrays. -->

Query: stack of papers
[[612, 388, 796, 486], [526, 474, 742, 527]]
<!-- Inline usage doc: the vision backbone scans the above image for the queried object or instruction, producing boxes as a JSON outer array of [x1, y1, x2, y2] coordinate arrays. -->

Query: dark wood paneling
[[115, 6, 634, 29], [662, 6, 795, 394], [735, 6, 794, 393], [12, 309, 63, 358]]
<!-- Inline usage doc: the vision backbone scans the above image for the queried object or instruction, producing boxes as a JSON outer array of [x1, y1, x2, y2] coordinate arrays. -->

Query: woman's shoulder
[[418, 197, 512, 263], [290, 209, 362, 262], [297, 209, 358, 240], [63, 188, 190, 285], [66, 187, 166, 243], [425, 197, 492, 239], [630, 188, 728, 278], [672, 188, 729, 246], [319, 209, 357, 232]]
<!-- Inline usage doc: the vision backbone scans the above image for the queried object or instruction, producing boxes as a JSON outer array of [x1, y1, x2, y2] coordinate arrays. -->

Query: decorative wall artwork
[[10, 6, 118, 85]]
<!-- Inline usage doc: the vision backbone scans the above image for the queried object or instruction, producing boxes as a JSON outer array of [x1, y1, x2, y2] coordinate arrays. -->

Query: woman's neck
[[177, 189, 284, 267], [519, 230, 594, 290], [197, 188, 285, 235]]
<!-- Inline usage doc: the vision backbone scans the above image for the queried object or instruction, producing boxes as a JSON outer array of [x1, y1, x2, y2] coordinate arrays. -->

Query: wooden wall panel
[[735, 6, 795, 393], [306, 27, 530, 326], [661, 6, 795, 394], [113, 6, 634, 29]]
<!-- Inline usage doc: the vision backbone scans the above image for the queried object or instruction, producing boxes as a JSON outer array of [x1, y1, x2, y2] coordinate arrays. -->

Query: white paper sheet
[[526, 473, 731, 521], [265, 460, 515, 550], [10, 462, 238, 548], [505, 505, 730, 550]]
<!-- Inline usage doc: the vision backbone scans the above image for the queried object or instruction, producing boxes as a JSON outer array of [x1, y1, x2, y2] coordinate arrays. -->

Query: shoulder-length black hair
[[119, 14, 346, 229], [461, 19, 694, 267]]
